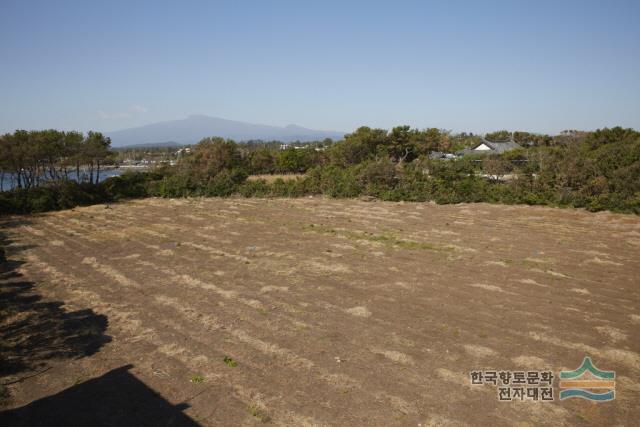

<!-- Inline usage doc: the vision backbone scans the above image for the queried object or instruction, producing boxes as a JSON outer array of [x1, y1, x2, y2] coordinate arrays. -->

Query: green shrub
[[101, 171, 159, 199], [0, 181, 109, 214], [205, 169, 246, 196], [239, 180, 271, 197]]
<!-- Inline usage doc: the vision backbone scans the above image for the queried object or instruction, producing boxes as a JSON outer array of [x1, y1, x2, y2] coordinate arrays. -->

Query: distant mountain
[[105, 115, 345, 147]]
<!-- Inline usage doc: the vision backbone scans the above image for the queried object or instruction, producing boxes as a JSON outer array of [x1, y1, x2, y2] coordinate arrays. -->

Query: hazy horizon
[[1, 0, 639, 135]]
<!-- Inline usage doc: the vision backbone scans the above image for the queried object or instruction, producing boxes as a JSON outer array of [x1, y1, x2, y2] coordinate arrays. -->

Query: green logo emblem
[[559, 357, 615, 401]]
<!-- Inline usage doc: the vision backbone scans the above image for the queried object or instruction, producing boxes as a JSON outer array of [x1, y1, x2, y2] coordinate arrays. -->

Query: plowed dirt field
[[1, 198, 639, 426]]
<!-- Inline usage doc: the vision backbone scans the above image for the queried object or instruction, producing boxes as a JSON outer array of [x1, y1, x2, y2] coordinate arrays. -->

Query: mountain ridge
[[105, 115, 345, 147]]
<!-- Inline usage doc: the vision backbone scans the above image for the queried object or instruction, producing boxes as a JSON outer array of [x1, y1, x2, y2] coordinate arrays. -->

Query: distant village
[[429, 138, 524, 160], [113, 135, 527, 169]]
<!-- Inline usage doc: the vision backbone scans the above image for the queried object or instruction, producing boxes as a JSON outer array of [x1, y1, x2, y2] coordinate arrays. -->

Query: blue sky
[[1, 0, 639, 135]]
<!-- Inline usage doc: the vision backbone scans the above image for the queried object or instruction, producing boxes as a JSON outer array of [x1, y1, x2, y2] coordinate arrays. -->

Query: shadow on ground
[[0, 220, 199, 425], [0, 220, 111, 379], [0, 364, 199, 426]]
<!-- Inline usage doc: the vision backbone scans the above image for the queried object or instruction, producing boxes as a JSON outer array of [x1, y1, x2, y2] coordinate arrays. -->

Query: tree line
[[1, 126, 638, 214], [150, 126, 640, 213], [0, 130, 112, 190]]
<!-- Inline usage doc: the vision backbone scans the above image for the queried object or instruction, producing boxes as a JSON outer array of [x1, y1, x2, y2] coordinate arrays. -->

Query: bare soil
[[1, 197, 639, 426]]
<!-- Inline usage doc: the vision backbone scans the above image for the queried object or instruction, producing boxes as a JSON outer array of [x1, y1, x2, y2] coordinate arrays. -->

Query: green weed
[[223, 356, 238, 367]]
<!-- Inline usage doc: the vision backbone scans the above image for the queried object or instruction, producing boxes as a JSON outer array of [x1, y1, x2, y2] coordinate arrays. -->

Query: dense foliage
[[1, 126, 639, 215]]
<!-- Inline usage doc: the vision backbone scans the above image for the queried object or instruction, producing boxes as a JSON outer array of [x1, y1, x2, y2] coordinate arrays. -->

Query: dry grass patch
[[247, 174, 305, 183]]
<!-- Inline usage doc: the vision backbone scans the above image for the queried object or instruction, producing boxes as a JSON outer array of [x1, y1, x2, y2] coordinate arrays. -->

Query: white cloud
[[131, 105, 148, 113]]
